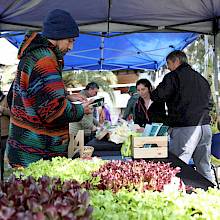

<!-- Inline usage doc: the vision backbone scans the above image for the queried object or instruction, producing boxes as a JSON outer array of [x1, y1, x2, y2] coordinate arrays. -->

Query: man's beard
[[62, 49, 70, 56], [62, 51, 67, 55]]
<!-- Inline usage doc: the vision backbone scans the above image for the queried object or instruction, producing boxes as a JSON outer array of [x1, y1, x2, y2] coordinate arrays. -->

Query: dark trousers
[[84, 132, 96, 145], [0, 136, 8, 181]]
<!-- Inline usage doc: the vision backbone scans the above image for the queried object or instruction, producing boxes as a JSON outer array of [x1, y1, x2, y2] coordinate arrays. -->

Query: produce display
[[0, 176, 92, 220], [90, 188, 220, 220], [15, 157, 106, 183], [15, 158, 183, 193], [96, 120, 147, 157], [91, 160, 183, 192], [120, 131, 141, 157], [108, 123, 131, 144], [5, 157, 220, 219]]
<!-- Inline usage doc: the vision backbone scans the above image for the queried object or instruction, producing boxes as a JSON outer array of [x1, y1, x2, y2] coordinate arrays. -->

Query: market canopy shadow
[[0, 0, 220, 35]]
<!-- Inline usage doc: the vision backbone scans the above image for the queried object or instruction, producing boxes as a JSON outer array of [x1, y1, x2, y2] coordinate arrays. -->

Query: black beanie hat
[[42, 9, 79, 40]]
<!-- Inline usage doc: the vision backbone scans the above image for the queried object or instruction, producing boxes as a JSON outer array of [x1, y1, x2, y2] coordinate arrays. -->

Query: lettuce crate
[[131, 136, 168, 159]]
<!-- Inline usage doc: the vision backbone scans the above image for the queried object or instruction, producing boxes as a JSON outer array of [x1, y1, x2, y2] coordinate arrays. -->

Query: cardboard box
[[131, 136, 168, 159]]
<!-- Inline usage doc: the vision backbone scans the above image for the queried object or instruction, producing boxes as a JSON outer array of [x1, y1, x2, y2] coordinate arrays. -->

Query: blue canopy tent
[[5, 32, 197, 71]]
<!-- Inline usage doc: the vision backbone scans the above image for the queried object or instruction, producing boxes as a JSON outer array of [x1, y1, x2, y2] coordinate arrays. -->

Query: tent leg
[[0, 75, 3, 182], [213, 33, 219, 115]]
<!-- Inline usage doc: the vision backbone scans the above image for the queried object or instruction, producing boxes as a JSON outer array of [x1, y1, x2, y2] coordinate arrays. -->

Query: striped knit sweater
[[7, 33, 84, 167]]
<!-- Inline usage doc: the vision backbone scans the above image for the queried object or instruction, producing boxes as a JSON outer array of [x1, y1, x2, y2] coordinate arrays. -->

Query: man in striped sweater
[[7, 9, 90, 167]]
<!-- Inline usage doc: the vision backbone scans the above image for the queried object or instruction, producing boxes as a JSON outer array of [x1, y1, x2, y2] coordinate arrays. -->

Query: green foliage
[[185, 35, 206, 74], [211, 155, 220, 166], [11, 156, 220, 219], [210, 96, 218, 130], [62, 70, 117, 101], [186, 35, 218, 128], [14, 157, 106, 183], [211, 122, 219, 134], [90, 188, 220, 220]]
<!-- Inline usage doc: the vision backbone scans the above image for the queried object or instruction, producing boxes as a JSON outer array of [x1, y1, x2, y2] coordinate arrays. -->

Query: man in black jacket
[[151, 50, 214, 183]]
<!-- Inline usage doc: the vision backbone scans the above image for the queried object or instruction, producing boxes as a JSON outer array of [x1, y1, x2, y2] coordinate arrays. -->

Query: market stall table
[[150, 152, 215, 190], [86, 137, 122, 157]]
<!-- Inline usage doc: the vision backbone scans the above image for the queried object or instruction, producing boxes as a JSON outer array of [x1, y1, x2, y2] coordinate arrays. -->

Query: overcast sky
[[0, 38, 18, 65]]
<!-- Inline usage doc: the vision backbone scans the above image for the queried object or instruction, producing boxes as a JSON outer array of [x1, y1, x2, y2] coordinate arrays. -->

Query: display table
[[150, 152, 215, 190], [86, 137, 122, 157], [87, 138, 214, 190]]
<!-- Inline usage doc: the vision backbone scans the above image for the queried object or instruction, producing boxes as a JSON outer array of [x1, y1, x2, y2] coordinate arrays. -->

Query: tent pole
[[213, 18, 219, 115], [107, 0, 112, 34], [214, 34, 219, 100], [100, 35, 105, 70], [0, 74, 3, 182]]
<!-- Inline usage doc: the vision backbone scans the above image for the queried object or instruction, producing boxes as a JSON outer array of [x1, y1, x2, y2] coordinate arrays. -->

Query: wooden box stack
[[131, 136, 168, 159]]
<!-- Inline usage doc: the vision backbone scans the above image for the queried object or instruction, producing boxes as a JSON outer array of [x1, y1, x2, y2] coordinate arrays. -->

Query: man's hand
[[67, 93, 87, 102], [0, 106, 3, 116], [82, 99, 94, 115], [92, 125, 97, 132]]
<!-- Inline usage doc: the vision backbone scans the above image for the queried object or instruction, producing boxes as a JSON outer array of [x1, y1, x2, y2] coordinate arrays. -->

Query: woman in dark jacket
[[134, 79, 167, 128]]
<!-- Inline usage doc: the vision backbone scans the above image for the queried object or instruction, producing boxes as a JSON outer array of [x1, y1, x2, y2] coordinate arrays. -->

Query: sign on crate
[[68, 130, 94, 158]]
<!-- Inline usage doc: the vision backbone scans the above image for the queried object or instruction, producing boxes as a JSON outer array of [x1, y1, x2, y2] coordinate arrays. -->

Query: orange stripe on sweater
[[44, 82, 65, 92], [35, 56, 58, 74], [11, 118, 68, 137], [20, 71, 29, 90], [45, 99, 67, 124], [18, 33, 37, 59]]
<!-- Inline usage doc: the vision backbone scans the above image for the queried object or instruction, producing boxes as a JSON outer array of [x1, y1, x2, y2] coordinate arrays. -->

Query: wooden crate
[[131, 136, 168, 159]]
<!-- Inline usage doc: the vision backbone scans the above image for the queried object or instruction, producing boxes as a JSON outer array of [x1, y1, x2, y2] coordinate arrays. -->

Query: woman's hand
[[136, 127, 144, 132]]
